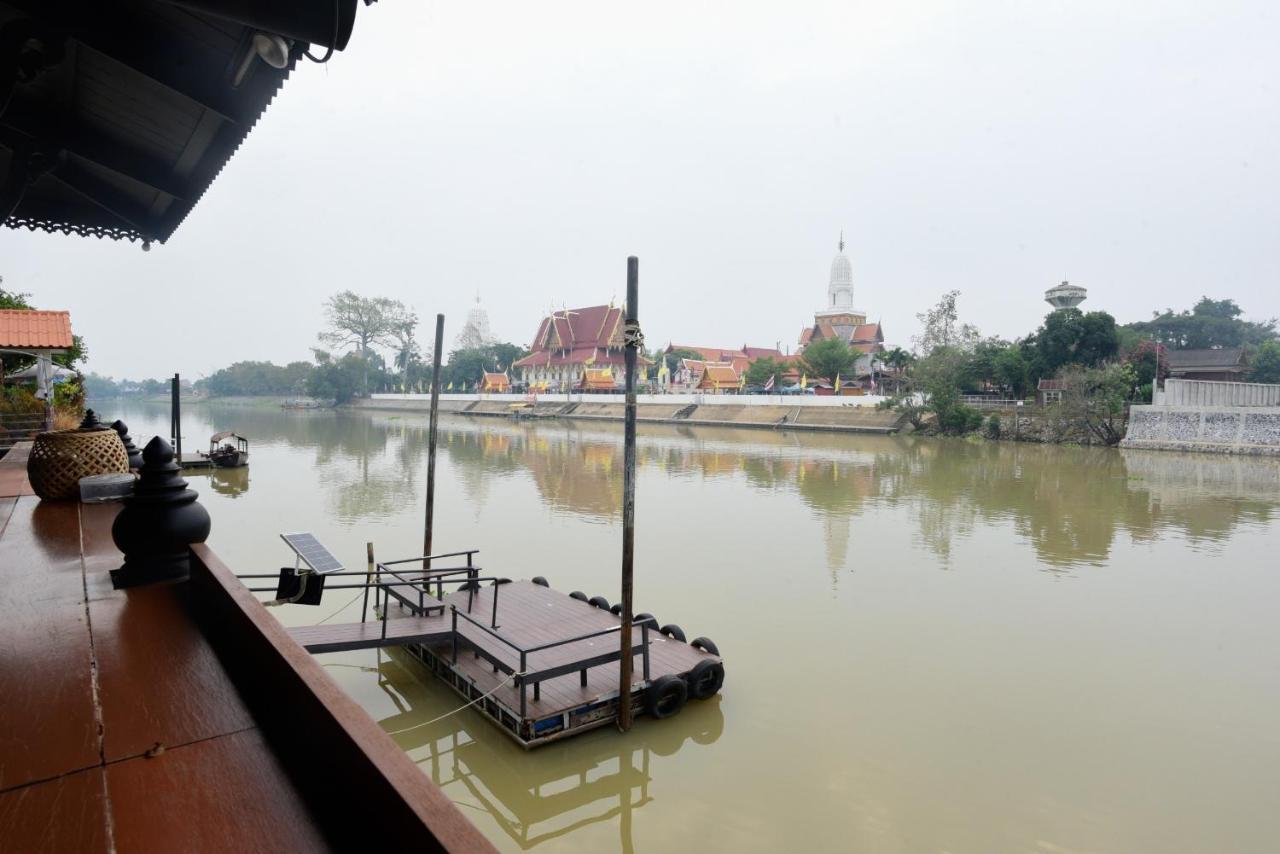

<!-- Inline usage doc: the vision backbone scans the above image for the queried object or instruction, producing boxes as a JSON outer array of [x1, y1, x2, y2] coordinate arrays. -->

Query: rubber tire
[[691, 636, 720, 656], [532, 576, 549, 587], [610, 603, 623, 616], [457, 580, 480, 592], [494, 578, 512, 585], [643, 674, 688, 720], [570, 590, 588, 602], [659, 624, 687, 642], [686, 659, 725, 700], [588, 595, 611, 611], [634, 612, 659, 631]]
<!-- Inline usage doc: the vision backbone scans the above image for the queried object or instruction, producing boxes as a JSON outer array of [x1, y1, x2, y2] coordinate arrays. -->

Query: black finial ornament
[[110, 436, 211, 589], [79, 408, 106, 430], [111, 420, 144, 469], [838, 230, 844, 253]]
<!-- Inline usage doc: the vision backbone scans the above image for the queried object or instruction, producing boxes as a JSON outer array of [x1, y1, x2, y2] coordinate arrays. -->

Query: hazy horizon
[[2, 1, 1276, 380]]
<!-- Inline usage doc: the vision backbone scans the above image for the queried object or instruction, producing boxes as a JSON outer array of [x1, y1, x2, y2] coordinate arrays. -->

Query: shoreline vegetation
[[72, 290, 1279, 450]]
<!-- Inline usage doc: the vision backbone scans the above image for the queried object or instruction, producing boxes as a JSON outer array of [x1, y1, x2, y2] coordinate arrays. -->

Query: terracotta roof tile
[[0, 310, 74, 349]]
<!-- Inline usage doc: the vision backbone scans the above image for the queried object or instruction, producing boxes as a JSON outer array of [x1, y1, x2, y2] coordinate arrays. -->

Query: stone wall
[[1121, 405, 1280, 456]]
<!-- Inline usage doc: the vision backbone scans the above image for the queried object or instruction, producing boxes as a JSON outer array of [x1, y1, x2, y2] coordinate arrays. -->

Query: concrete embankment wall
[[1122, 406, 1280, 455], [351, 395, 905, 434]]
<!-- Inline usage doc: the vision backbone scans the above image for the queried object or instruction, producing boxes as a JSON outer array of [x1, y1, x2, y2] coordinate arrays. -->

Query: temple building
[[454, 295, 495, 351], [513, 304, 650, 391], [798, 236, 885, 383]]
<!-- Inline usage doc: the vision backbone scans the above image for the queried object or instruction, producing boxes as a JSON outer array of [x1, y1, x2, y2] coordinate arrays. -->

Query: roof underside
[[1166, 348, 1245, 368], [1, 0, 357, 245]]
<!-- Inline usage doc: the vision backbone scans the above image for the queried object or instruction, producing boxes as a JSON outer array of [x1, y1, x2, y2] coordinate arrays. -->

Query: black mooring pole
[[171, 373, 182, 463], [618, 256, 639, 732], [424, 314, 445, 571]]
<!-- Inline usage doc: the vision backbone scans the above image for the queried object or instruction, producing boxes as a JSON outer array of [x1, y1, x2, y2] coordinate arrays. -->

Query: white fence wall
[[1155, 379, 1280, 407], [370, 392, 894, 408]]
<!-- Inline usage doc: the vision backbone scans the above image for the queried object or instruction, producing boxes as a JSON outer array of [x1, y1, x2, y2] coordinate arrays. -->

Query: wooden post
[[423, 314, 445, 571], [618, 256, 639, 731]]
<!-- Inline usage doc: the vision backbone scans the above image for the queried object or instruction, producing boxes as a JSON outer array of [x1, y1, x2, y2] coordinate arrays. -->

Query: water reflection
[[345, 415, 1279, 570], [370, 649, 722, 851], [187, 465, 251, 498]]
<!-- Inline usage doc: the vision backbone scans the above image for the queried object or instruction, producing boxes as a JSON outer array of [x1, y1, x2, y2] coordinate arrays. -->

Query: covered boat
[[206, 431, 249, 468]]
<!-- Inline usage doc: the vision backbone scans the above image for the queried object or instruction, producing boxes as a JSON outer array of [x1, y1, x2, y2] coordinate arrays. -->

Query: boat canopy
[[210, 431, 247, 443]]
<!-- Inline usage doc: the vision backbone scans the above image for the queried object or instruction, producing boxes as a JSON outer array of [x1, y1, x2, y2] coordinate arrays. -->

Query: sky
[[2, 0, 1277, 380]]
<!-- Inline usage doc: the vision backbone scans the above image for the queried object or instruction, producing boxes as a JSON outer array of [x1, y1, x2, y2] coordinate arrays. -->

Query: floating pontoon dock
[[260, 552, 725, 748]]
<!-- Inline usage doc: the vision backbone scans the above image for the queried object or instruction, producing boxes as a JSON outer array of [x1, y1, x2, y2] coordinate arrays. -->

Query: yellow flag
[[800, 373, 807, 389], [834, 374, 841, 393], [447, 381, 454, 390]]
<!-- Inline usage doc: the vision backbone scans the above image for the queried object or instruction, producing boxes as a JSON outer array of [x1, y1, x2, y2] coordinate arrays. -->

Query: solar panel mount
[[280, 532, 345, 575]]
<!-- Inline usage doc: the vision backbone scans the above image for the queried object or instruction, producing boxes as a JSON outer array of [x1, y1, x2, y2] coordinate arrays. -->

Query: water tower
[[1044, 280, 1087, 311]]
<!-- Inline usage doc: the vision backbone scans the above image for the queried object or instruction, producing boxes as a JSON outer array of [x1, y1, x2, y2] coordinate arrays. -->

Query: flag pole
[[618, 256, 640, 732], [424, 313, 445, 571]]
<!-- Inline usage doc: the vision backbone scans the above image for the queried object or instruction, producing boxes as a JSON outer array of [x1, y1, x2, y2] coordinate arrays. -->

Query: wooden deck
[[290, 581, 721, 747], [0, 442, 493, 852]]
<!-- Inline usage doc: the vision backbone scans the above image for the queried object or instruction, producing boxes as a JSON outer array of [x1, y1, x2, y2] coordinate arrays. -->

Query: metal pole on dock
[[618, 256, 639, 732], [423, 314, 445, 571], [171, 373, 182, 462]]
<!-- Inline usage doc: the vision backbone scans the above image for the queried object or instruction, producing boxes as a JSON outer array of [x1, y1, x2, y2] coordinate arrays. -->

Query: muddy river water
[[109, 402, 1280, 853]]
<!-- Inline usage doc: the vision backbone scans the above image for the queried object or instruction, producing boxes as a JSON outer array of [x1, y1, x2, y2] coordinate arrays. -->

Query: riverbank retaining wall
[[352, 394, 906, 434], [1121, 405, 1280, 455]]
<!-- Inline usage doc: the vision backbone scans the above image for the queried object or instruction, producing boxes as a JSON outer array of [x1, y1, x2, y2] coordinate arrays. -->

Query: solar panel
[[280, 532, 344, 575]]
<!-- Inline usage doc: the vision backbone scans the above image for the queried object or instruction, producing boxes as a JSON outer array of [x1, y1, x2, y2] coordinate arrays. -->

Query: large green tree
[[444, 342, 526, 389], [1125, 297, 1277, 350], [1024, 309, 1120, 380], [800, 337, 855, 383], [1249, 340, 1280, 384], [745, 357, 789, 388]]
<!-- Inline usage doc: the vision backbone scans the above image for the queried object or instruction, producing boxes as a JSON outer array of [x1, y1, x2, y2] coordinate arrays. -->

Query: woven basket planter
[[27, 429, 130, 501]]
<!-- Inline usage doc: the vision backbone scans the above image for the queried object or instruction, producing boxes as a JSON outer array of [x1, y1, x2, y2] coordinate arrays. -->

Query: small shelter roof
[[0, 309, 73, 350]]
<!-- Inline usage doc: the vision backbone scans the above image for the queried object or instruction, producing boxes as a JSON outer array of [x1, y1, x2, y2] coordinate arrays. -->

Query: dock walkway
[[291, 580, 720, 747]]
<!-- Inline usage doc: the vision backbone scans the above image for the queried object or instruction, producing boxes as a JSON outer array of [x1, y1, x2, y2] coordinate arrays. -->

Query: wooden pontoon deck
[[290, 581, 723, 747]]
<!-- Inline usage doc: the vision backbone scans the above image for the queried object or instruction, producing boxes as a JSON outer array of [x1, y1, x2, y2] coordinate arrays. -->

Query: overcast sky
[[2, 1, 1276, 379]]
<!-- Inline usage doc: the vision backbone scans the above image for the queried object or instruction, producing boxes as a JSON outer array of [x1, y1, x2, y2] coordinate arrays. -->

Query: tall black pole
[[618, 257, 639, 731], [171, 373, 182, 463], [424, 314, 445, 571]]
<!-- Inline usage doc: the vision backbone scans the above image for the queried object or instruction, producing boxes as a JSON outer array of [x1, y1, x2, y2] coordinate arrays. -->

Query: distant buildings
[[453, 295, 495, 351], [512, 304, 650, 392], [797, 236, 885, 385]]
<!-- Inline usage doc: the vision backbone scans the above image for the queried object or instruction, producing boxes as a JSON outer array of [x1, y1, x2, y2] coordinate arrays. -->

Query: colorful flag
[[764, 374, 775, 391]]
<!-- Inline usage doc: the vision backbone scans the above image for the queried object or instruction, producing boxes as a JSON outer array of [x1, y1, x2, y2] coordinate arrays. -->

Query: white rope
[[384, 671, 527, 733]]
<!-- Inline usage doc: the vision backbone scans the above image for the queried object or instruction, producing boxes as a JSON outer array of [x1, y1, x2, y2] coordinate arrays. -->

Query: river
[[104, 401, 1280, 853]]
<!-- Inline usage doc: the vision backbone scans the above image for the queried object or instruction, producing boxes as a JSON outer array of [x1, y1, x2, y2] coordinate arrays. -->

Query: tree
[[800, 337, 855, 384], [1053, 363, 1136, 445], [880, 346, 914, 394], [913, 290, 980, 356], [992, 346, 1030, 398], [307, 352, 365, 404], [745, 357, 789, 388], [1249, 340, 1280, 384], [1024, 309, 1120, 380], [318, 292, 416, 395], [660, 348, 702, 376], [1125, 297, 1277, 350], [445, 342, 527, 389], [915, 346, 982, 434]]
